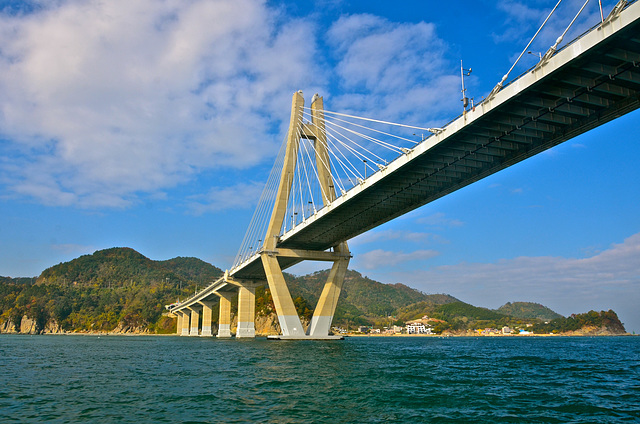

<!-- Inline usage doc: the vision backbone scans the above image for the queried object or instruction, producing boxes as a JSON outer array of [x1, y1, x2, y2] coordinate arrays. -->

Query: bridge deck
[[171, 2, 640, 310], [167, 3, 640, 314], [230, 2, 640, 281]]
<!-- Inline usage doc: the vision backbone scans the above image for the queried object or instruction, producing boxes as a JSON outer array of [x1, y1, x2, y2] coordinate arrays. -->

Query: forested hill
[[496, 302, 563, 321], [0, 248, 460, 333], [0, 247, 628, 335], [1, 248, 224, 334], [286, 269, 458, 326], [39, 247, 223, 287], [288, 269, 438, 314]]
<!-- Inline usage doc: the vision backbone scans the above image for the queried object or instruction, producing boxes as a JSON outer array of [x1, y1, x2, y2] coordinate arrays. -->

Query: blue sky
[[1, 0, 638, 331]]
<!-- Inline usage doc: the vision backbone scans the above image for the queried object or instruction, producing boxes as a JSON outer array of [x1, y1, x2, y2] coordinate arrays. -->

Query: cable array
[[232, 105, 440, 270], [488, 0, 623, 99], [232, 135, 288, 269], [232, 0, 627, 271]]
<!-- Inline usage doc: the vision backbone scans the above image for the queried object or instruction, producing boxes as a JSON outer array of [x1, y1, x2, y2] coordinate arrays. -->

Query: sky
[[1, 0, 638, 332]]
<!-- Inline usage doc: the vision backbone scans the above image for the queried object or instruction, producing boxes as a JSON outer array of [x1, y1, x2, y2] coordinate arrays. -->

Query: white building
[[406, 321, 433, 334]]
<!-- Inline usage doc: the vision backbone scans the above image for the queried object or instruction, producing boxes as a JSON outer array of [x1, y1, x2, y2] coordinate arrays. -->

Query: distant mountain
[[0, 247, 627, 335], [436, 301, 507, 321], [1, 248, 223, 335], [394, 296, 461, 322], [39, 247, 223, 288], [532, 310, 626, 335], [0, 276, 36, 285], [285, 269, 455, 325], [497, 302, 563, 321]]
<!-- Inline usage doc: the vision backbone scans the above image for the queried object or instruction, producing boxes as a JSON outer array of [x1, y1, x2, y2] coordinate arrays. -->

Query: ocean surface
[[1, 335, 638, 423]]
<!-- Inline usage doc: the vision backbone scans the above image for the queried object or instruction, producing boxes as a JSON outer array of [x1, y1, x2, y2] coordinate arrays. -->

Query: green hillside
[[39, 247, 223, 287], [288, 270, 430, 311], [497, 302, 563, 321], [0, 247, 627, 335], [391, 295, 460, 321], [532, 310, 625, 334], [286, 269, 446, 326], [1, 248, 223, 334]]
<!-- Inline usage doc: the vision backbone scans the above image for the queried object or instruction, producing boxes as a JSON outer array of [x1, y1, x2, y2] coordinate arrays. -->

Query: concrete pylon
[[199, 301, 215, 337], [306, 94, 350, 337], [236, 284, 257, 338], [309, 94, 335, 205], [260, 91, 307, 338], [262, 254, 305, 337], [258, 91, 349, 339], [189, 307, 201, 336], [216, 291, 233, 338]]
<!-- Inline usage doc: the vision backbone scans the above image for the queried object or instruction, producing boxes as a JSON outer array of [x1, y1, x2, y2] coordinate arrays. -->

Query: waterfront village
[[332, 315, 537, 336]]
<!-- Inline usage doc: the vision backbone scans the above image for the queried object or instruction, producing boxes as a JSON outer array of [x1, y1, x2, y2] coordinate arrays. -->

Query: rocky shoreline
[[0, 312, 286, 336], [2, 313, 629, 337]]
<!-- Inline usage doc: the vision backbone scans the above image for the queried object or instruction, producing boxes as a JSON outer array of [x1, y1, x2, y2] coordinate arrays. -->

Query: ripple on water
[[0, 335, 639, 423]]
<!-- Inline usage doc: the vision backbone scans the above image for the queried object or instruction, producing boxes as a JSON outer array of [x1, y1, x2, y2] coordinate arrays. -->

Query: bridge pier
[[307, 243, 350, 337], [189, 306, 201, 336], [216, 291, 233, 338], [236, 284, 256, 338], [180, 310, 190, 336], [262, 254, 305, 337], [199, 301, 214, 337], [176, 311, 183, 335]]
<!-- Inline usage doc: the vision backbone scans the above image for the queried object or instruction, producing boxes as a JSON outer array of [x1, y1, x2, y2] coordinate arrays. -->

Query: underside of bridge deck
[[230, 5, 640, 281]]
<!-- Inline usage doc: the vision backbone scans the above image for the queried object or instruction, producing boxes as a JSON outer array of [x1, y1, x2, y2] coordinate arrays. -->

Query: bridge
[[167, 0, 640, 339]]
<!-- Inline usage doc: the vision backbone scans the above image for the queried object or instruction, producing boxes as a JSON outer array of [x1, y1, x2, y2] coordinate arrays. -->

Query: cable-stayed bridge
[[167, 0, 640, 339]]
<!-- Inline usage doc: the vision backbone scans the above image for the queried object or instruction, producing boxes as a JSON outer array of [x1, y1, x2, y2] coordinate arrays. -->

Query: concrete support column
[[180, 310, 190, 336], [262, 254, 305, 337], [189, 307, 201, 336], [200, 301, 214, 337], [176, 312, 183, 335], [216, 292, 233, 338], [236, 284, 257, 338], [307, 244, 350, 337]]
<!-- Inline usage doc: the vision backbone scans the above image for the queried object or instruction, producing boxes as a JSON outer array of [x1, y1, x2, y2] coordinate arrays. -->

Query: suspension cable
[[489, 0, 563, 98], [303, 108, 420, 145], [316, 108, 443, 133], [541, 0, 590, 63], [324, 120, 389, 166], [304, 110, 406, 153]]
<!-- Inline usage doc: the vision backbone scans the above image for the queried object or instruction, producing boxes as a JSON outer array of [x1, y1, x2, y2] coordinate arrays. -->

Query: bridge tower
[[261, 91, 350, 339]]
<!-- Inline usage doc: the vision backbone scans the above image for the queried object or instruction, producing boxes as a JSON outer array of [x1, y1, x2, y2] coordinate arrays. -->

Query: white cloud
[[384, 232, 640, 331], [51, 243, 94, 255], [0, 2, 484, 212], [351, 229, 435, 246], [326, 14, 460, 126], [0, 0, 318, 208], [357, 248, 439, 270], [415, 212, 464, 228], [186, 181, 264, 215]]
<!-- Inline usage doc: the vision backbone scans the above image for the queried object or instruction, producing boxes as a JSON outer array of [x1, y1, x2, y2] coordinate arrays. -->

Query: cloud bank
[[0, 0, 460, 210], [384, 232, 640, 330], [0, 0, 316, 207]]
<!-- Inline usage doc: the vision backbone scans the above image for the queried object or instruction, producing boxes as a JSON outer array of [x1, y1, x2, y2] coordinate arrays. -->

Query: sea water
[[0, 335, 638, 423]]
